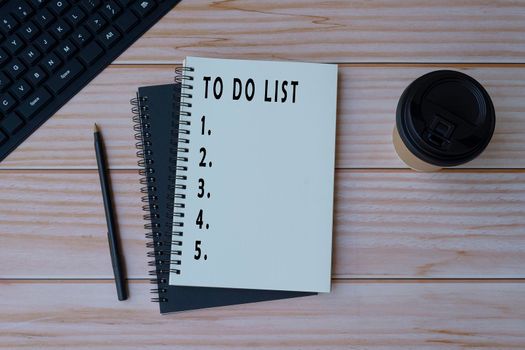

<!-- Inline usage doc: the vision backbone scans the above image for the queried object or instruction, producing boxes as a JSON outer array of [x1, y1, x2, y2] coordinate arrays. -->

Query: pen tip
[[94, 123, 99, 133]]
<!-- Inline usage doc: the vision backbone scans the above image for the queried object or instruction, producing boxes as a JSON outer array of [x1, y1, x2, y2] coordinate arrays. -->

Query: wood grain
[[335, 170, 525, 278], [1, 65, 524, 169], [2, 2, 525, 347], [1, 170, 523, 279], [0, 171, 146, 279], [114, 0, 525, 64], [1, 280, 524, 349]]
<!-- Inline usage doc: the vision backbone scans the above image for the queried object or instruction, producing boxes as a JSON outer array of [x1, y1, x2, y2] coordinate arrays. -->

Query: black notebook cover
[[133, 84, 314, 314]]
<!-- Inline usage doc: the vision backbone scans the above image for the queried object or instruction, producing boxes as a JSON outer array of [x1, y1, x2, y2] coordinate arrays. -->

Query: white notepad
[[170, 57, 338, 293]]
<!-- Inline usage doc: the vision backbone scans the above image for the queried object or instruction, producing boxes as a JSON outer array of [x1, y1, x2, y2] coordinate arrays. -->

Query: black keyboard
[[0, 0, 181, 162]]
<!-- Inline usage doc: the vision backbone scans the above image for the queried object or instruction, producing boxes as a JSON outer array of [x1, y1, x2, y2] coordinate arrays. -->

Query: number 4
[[196, 209, 204, 229]]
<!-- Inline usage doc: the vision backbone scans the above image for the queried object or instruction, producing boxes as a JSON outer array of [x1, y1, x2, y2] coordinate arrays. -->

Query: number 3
[[198, 178, 205, 198]]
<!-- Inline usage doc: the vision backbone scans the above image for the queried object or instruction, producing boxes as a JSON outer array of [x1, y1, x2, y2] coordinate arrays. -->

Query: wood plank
[[1, 170, 523, 279], [0, 66, 172, 170], [0, 171, 147, 279], [1, 280, 524, 349], [335, 170, 525, 278], [1, 65, 524, 169], [338, 66, 525, 168], [116, 0, 525, 64]]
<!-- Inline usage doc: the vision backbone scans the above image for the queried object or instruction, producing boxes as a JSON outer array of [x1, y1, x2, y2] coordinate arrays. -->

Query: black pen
[[94, 123, 128, 301]]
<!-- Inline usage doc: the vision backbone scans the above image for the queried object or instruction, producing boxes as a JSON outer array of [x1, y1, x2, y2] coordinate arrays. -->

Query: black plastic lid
[[396, 70, 496, 167]]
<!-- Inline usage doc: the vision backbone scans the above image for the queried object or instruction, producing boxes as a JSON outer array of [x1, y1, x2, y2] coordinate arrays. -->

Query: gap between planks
[[1, 278, 524, 284], [109, 63, 525, 68], [0, 62, 523, 170], [1, 168, 525, 173]]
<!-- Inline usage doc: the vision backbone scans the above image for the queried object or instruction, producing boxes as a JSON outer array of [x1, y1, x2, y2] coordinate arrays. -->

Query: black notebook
[[132, 84, 314, 314]]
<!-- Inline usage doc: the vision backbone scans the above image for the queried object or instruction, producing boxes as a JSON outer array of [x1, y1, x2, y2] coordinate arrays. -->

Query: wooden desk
[[1, 1, 524, 348]]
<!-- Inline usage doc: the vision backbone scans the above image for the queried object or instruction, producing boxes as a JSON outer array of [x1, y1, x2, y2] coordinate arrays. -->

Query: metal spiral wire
[[166, 66, 194, 278], [132, 94, 171, 303], [133, 67, 194, 304]]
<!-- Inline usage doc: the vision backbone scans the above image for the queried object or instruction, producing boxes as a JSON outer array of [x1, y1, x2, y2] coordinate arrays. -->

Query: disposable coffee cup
[[393, 70, 496, 171]]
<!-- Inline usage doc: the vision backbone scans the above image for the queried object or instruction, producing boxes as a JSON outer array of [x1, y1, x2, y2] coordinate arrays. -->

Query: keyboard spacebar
[[45, 59, 85, 95], [17, 89, 52, 120]]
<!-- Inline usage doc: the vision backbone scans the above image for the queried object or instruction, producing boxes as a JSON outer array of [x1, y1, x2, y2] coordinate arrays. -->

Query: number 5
[[194, 240, 202, 260]]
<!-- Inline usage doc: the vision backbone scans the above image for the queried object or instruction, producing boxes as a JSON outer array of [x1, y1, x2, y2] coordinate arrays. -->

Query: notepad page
[[170, 57, 338, 293]]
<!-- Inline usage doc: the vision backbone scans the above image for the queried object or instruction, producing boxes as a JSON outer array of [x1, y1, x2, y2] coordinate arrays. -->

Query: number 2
[[199, 147, 206, 167]]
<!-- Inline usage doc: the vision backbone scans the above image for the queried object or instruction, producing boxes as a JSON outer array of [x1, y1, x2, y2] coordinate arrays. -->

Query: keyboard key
[[49, 0, 71, 15], [16, 88, 52, 120], [0, 130, 6, 145], [0, 0, 182, 162], [72, 27, 92, 47], [30, 0, 47, 8], [0, 48, 8, 67], [0, 93, 16, 114], [85, 13, 106, 33], [0, 14, 18, 35], [20, 21, 40, 41], [12, 2, 34, 21], [115, 11, 138, 32], [41, 53, 62, 73], [20, 46, 42, 66], [79, 41, 103, 65], [34, 9, 55, 28], [101, 1, 121, 20], [116, 0, 132, 6], [132, 0, 157, 17], [1, 114, 24, 134], [65, 6, 86, 26], [50, 20, 72, 39], [6, 59, 27, 80], [35, 33, 57, 52], [56, 40, 77, 59], [99, 26, 121, 49], [5, 34, 24, 55], [26, 67, 47, 86], [45, 59, 84, 94], [10, 80, 32, 100], [80, 0, 101, 13], [0, 73, 10, 92]]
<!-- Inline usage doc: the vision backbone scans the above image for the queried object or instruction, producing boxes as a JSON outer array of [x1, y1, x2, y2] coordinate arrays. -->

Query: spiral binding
[[132, 93, 171, 304], [167, 66, 194, 272], [132, 66, 194, 304]]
